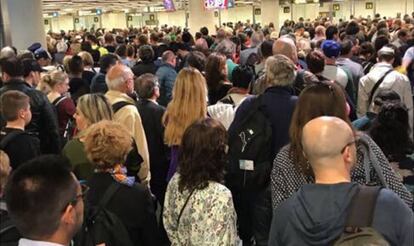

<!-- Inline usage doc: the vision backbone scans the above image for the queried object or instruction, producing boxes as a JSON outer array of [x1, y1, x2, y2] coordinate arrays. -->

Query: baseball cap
[[27, 42, 42, 53], [34, 48, 51, 60], [322, 40, 341, 59], [21, 58, 46, 77]]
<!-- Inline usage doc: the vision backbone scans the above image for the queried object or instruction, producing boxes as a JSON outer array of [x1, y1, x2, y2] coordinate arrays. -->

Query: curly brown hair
[[178, 118, 227, 192], [84, 120, 133, 170]]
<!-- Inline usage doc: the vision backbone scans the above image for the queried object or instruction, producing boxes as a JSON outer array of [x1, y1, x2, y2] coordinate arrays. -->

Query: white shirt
[[18, 238, 66, 246], [358, 62, 413, 131], [323, 65, 349, 88]]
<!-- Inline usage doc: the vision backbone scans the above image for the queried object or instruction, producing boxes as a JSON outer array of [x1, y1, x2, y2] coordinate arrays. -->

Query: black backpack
[[0, 131, 25, 150], [52, 96, 76, 144], [0, 208, 21, 246], [74, 182, 134, 246], [226, 95, 273, 190]]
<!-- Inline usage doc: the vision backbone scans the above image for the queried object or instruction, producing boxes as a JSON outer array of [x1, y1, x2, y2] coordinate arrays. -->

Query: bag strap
[[112, 101, 135, 114], [239, 95, 264, 125], [98, 182, 122, 209], [176, 188, 197, 228], [368, 69, 393, 105], [344, 186, 382, 230], [52, 95, 67, 107], [0, 131, 25, 150]]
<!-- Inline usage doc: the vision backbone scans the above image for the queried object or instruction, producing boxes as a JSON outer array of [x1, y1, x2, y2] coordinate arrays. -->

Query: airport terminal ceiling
[[40, 0, 354, 14]]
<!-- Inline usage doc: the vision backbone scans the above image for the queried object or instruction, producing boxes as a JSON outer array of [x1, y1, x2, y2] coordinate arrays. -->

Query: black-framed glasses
[[68, 184, 89, 207], [340, 136, 359, 154]]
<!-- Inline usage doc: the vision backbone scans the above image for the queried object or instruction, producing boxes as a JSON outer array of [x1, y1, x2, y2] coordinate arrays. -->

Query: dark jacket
[[269, 183, 414, 246], [0, 79, 61, 154], [90, 73, 108, 94], [208, 83, 232, 105], [0, 128, 40, 169], [155, 63, 177, 107], [82, 70, 97, 87], [87, 173, 159, 246], [69, 77, 90, 103], [136, 99, 170, 203], [132, 61, 157, 77], [231, 86, 297, 159]]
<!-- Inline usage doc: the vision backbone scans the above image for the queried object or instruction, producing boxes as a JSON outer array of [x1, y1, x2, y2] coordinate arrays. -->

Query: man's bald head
[[272, 37, 298, 64], [302, 116, 355, 169], [106, 64, 134, 93]]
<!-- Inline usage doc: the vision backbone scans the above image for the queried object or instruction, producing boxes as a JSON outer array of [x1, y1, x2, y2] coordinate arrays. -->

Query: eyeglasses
[[68, 184, 89, 207], [340, 136, 359, 154]]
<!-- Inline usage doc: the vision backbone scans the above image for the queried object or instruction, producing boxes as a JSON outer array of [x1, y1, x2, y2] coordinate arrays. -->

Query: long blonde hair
[[163, 67, 207, 146]]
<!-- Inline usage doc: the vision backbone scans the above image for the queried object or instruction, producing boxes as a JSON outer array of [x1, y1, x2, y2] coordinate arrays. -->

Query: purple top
[[166, 145, 179, 181]]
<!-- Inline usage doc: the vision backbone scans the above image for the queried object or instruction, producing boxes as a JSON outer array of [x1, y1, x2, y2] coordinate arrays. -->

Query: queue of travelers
[[0, 13, 414, 246]]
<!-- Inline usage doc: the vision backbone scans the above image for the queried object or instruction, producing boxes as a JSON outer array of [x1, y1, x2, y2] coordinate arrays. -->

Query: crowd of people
[[0, 12, 414, 246]]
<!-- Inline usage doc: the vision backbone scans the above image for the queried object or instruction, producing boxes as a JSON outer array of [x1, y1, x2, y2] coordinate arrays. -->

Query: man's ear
[[18, 108, 26, 119], [342, 145, 353, 164], [61, 204, 75, 225]]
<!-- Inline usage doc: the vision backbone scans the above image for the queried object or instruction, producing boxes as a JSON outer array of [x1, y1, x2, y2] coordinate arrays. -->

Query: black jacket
[[86, 173, 159, 246], [231, 86, 297, 160], [132, 62, 157, 78], [136, 99, 170, 203], [69, 77, 90, 103], [90, 73, 108, 94], [0, 79, 61, 154], [0, 128, 40, 169]]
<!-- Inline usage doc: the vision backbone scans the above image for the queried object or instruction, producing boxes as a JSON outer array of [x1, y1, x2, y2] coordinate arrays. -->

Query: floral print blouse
[[163, 173, 239, 245]]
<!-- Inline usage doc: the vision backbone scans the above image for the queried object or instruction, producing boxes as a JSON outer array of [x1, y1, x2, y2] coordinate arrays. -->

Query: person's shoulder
[[390, 70, 410, 82], [273, 195, 295, 220], [127, 182, 150, 196], [209, 181, 232, 196], [7, 130, 39, 145], [376, 188, 413, 212], [63, 138, 82, 150]]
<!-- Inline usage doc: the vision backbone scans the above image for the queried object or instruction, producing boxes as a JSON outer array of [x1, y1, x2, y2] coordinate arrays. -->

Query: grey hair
[[0, 47, 15, 59], [215, 39, 236, 58], [264, 54, 296, 87], [105, 66, 132, 91]]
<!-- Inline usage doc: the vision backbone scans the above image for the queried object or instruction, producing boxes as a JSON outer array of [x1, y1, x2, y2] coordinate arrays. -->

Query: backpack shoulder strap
[[368, 69, 393, 105], [0, 209, 15, 235], [345, 186, 382, 230], [0, 131, 26, 150], [112, 101, 135, 114], [52, 95, 67, 107], [98, 182, 122, 209]]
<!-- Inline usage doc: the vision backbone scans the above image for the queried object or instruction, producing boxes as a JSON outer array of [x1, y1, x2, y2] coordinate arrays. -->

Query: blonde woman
[[78, 51, 97, 86], [163, 67, 207, 181], [62, 94, 113, 180], [63, 94, 141, 181], [43, 70, 75, 138]]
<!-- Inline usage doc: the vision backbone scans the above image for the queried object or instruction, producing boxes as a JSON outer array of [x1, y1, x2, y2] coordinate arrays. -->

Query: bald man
[[105, 64, 150, 184], [269, 36, 308, 96], [269, 116, 413, 246], [272, 37, 298, 64]]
